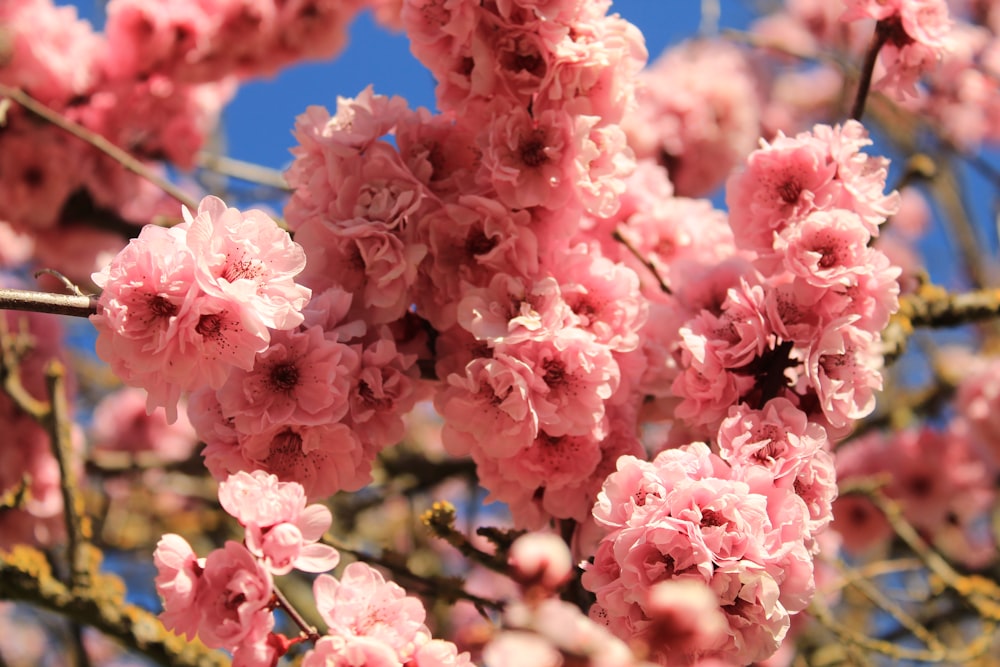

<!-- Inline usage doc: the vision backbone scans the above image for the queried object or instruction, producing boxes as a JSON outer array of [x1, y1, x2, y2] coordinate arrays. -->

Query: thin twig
[[0, 83, 197, 211], [196, 153, 290, 191], [851, 21, 890, 121], [46, 360, 92, 588], [273, 585, 321, 642], [612, 228, 671, 295]]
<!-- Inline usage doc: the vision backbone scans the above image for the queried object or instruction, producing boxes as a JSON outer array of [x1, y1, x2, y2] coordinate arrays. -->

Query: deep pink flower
[[196, 541, 274, 650], [216, 325, 359, 434]]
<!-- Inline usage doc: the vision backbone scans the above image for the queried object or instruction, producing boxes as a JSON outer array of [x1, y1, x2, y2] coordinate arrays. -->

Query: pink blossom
[[90, 387, 198, 463], [624, 39, 762, 197], [842, 0, 952, 98], [184, 196, 311, 331], [346, 331, 424, 451], [725, 130, 839, 252], [800, 317, 882, 431], [314, 563, 427, 656], [216, 326, 358, 434], [487, 599, 644, 667], [478, 104, 579, 211], [227, 473, 341, 566], [508, 532, 573, 590], [92, 197, 312, 421], [303, 635, 403, 667], [502, 328, 620, 438], [641, 579, 728, 662], [718, 399, 828, 484], [153, 534, 203, 641], [0, 0, 101, 106], [436, 354, 541, 458], [554, 246, 648, 353], [196, 541, 274, 650], [296, 219, 426, 324], [0, 123, 85, 231]]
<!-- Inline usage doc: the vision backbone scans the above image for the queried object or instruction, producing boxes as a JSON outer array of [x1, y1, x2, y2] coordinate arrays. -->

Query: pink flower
[[303, 635, 402, 667], [498, 328, 620, 438], [842, 0, 952, 98], [90, 387, 198, 463], [718, 399, 828, 484], [508, 532, 573, 590], [184, 196, 311, 331], [153, 534, 203, 641], [216, 325, 359, 434], [641, 579, 728, 662], [435, 354, 542, 459], [800, 317, 882, 431], [725, 130, 839, 253], [314, 563, 427, 657], [91, 196, 312, 422], [478, 104, 578, 211], [623, 39, 762, 197], [196, 541, 274, 650], [217, 471, 340, 575]]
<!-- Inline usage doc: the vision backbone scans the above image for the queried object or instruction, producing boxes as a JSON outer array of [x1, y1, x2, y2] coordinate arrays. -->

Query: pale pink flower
[[499, 328, 620, 438], [435, 354, 542, 459], [0, 0, 100, 105], [554, 246, 648, 353], [641, 579, 728, 662], [153, 534, 203, 641], [314, 563, 427, 656], [718, 399, 828, 484], [347, 330, 424, 451], [842, 0, 952, 98], [303, 634, 402, 667], [800, 317, 882, 431], [217, 470, 346, 575], [0, 124, 85, 231], [456, 273, 572, 345], [508, 532, 573, 590], [478, 104, 578, 211], [725, 131, 839, 253], [296, 219, 426, 325], [487, 599, 644, 667], [184, 196, 311, 331], [624, 39, 762, 197], [410, 638, 474, 667]]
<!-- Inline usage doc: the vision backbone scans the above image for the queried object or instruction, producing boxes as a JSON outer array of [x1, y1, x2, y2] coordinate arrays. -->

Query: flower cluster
[[90, 195, 311, 422], [583, 443, 818, 664], [154, 471, 469, 667], [842, 0, 952, 98], [576, 119, 899, 665], [283, 0, 650, 526]]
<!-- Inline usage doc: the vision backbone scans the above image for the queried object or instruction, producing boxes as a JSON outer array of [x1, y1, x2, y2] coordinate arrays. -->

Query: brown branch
[[851, 21, 890, 121], [0, 287, 98, 319], [45, 360, 92, 587], [0, 83, 197, 211], [612, 228, 671, 295], [325, 535, 504, 613], [0, 545, 227, 667], [195, 153, 290, 191], [881, 284, 1000, 361]]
